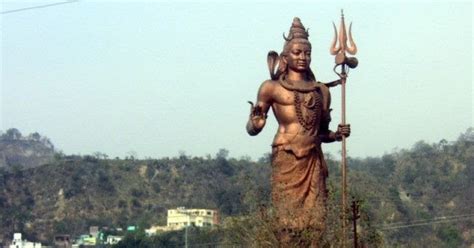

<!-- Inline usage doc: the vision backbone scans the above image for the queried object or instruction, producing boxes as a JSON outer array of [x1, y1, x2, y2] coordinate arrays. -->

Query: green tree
[[3, 128, 22, 140]]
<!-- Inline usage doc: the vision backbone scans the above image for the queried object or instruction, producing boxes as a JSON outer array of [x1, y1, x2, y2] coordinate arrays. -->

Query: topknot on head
[[283, 17, 310, 41]]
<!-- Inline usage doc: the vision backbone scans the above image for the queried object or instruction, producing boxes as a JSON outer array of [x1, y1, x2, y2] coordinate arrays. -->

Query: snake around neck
[[278, 75, 320, 93]]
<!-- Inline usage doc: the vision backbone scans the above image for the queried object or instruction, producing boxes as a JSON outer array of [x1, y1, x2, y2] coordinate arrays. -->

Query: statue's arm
[[319, 85, 350, 143], [319, 85, 339, 143], [246, 81, 273, 136], [319, 112, 340, 143]]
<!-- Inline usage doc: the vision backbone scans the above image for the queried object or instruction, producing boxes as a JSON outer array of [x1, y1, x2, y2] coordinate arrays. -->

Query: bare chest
[[272, 84, 322, 108], [271, 84, 325, 132]]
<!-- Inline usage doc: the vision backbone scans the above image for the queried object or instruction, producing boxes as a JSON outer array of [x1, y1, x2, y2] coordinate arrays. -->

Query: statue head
[[281, 17, 311, 55], [269, 17, 316, 81]]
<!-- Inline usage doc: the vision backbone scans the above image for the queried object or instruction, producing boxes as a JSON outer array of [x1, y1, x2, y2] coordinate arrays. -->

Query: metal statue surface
[[246, 17, 351, 246]]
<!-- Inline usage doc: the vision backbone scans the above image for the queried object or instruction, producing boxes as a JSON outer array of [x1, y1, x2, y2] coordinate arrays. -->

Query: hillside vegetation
[[0, 128, 472, 247], [0, 128, 54, 169]]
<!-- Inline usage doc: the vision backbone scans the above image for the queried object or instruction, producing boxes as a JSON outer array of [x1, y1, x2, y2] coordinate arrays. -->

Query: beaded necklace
[[278, 76, 322, 131], [294, 90, 321, 131]]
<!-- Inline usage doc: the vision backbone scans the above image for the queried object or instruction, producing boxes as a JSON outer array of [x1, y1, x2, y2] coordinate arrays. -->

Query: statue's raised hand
[[247, 101, 266, 131]]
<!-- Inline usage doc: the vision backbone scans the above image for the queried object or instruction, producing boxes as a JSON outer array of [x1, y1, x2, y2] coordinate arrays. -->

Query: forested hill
[[0, 128, 472, 247], [0, 128, 54, 169], [343, 128, 474, 247]]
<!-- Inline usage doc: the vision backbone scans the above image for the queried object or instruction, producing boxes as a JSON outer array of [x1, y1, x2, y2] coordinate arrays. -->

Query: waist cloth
[[271, 132, 328, 230]]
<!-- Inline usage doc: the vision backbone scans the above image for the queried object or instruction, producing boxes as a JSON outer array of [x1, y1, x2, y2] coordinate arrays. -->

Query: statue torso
[[269, 79, 325, 137]]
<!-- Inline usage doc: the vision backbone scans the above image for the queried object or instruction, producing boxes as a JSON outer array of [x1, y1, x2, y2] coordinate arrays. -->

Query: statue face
[[285, 42, 311, 73]]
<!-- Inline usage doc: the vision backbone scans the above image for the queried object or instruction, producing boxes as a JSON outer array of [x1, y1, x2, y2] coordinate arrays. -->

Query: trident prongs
[[330, 22, 340, 55], [347, 22, 357, 55], [330, 9, 357, 56]]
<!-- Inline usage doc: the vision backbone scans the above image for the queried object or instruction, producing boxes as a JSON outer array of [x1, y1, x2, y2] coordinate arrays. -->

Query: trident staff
[[330, 9, 358, 248]]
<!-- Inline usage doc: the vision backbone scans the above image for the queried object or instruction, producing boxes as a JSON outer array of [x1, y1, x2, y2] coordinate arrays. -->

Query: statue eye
[[292, 49, 302, 55]]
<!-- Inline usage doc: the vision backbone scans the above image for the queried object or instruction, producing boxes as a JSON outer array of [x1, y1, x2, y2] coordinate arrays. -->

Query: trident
[[330, 9, 358, 248]]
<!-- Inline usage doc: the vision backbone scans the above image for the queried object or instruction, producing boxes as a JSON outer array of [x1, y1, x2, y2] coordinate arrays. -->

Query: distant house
[[167, 207, 219, 229], [145, 225, 173, 235], [76, 234, 96, 246], [89, 226, 99, 238], [53, 235, 71, 248], [9, 233, 42, 248], [105, 235, 123, 245], [145, 207, 219, 235]]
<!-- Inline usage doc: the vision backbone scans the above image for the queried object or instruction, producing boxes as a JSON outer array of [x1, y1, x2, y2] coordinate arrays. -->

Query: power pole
[[185, 225, 188, 248], [177, 207, 191, 248], [351, 200, 361, 248]]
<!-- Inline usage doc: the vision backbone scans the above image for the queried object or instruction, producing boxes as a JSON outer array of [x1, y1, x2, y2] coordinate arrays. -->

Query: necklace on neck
[[278, 74, 319, 92]]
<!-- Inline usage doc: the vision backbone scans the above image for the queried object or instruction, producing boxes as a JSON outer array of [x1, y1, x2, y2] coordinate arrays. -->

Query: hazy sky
[[1, 1, 472, 160]]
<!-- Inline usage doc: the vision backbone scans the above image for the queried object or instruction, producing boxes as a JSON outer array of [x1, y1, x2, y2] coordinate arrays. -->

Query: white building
[[105, 235, 123, 245], [9, 233, 42, 248], [145, 225, 172, 235], [167, 207, 219, 230]]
